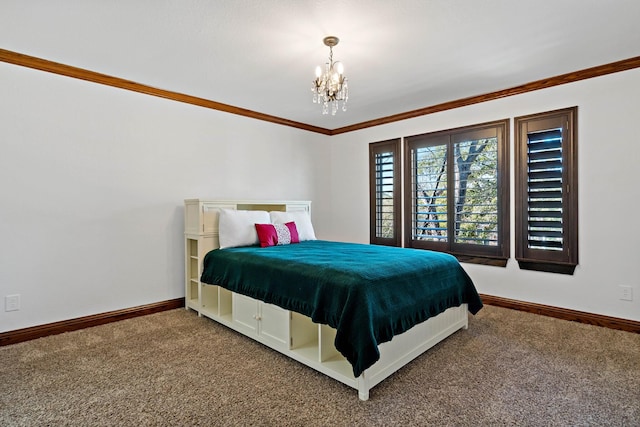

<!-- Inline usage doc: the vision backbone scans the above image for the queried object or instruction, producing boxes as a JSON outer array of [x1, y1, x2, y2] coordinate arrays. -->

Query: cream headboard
[[184, 199, 312, 251]]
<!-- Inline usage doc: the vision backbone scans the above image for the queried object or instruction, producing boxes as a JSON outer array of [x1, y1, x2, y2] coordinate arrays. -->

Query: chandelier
[[312, 36, 349, 115]]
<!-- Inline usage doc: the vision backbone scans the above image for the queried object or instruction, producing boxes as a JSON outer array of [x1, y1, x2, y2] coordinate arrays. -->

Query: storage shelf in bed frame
[[184, 199, 469, 400]]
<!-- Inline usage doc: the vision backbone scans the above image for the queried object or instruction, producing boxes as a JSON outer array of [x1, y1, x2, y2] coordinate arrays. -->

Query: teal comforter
[[201, 240, 482, 377]]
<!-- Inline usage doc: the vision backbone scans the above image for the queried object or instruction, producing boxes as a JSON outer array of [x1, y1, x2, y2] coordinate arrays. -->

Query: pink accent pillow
[[255, 222, 300, 247]]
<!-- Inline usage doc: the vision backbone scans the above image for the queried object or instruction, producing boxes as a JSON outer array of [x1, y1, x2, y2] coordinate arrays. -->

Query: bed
[[185, 199, 482, 400]]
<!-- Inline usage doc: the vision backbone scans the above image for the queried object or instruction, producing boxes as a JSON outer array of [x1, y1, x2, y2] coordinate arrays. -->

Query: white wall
[[322, 67, 640, 322], [0, 63, 329, 332], [2, 61, 638, 333]]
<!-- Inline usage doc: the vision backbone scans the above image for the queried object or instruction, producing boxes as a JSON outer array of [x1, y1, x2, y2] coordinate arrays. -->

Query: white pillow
[[269, 211, 317, 241], [218, 209, 270, 249]]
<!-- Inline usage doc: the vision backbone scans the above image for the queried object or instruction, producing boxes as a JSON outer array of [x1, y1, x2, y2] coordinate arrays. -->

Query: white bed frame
[[184, 199, 469, 400]]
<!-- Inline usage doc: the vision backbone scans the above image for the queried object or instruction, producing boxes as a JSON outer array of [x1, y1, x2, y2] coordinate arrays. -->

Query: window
[[515, 107, 578, 274], [369, 138, 401, 246], [403, 120, 510, 265]]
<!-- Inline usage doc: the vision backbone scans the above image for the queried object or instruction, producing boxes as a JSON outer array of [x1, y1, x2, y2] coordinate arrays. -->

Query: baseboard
[[480, 294, 640, 334], [2, 295, 637, 346], [0, 298, 185, 346]]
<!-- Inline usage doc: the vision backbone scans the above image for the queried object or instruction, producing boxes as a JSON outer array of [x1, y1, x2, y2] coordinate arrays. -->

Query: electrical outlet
[[619, 285, 633, 301], [5, 294, 21, 311]]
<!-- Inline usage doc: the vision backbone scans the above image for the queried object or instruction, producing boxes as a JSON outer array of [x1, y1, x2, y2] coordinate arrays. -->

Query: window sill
[[516, 259, 577, 275], [453, 254, 508, 267]]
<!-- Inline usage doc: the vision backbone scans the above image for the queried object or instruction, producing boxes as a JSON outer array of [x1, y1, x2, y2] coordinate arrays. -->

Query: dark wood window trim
[[515, 107, 578, 274], [369, 138, 402, 246], [403, 120, 510, 266]]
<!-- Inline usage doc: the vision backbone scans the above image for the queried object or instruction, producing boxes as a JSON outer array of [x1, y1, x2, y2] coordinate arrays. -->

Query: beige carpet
[[1, 305, 639, 426]]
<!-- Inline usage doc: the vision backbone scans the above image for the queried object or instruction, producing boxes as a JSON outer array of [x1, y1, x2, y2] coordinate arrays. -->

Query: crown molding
[[0, 48, 331, 135], [2, 48, 639, 135], [330, 55, 640, 134]]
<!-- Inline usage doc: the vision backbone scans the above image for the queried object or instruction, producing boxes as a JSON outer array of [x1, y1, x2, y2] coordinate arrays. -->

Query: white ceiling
[[2, 0, 640, 130]]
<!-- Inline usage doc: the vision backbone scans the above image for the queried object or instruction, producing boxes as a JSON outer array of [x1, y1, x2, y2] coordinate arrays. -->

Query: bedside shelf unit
[[183, 199, 311, 314]]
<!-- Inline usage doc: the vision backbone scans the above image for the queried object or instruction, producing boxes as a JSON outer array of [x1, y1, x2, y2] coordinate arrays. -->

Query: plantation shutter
[[526, 129, 564, 250], [404, 120, 509, 265], [410, 142, 449, 244], [374, 150, 395, 238], [452, 131, 500, 247], [515, 107, 578, 275], [369, 139, 401, 246]]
